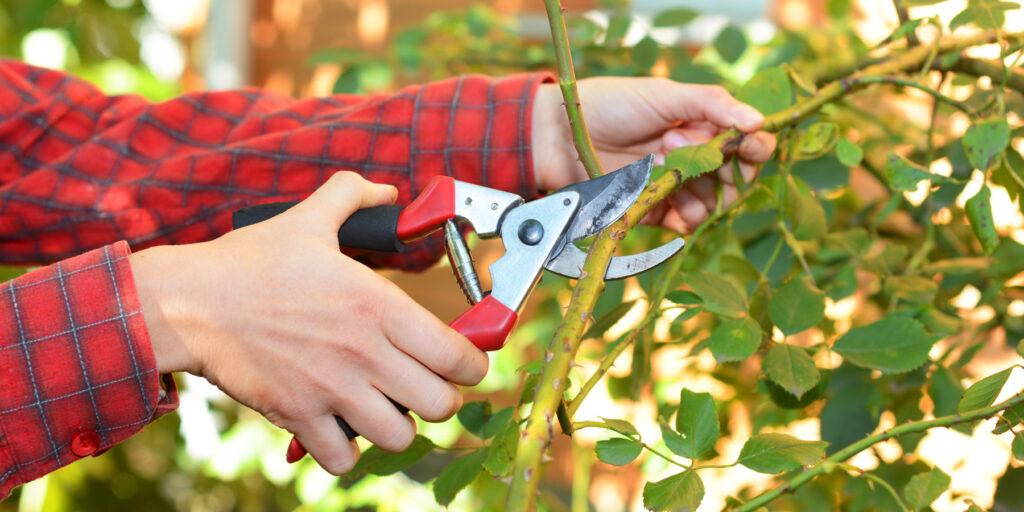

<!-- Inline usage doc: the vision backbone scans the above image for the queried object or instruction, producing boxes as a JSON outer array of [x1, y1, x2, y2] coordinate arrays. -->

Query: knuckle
[[323, 452, 356, 475], [380, 419, 415, 451], [423, 386, 462, 421]]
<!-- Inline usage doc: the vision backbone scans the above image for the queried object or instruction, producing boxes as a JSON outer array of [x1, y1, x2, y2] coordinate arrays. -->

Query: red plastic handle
[[450, 295, 518, 352], [396, 176, 456, 240]]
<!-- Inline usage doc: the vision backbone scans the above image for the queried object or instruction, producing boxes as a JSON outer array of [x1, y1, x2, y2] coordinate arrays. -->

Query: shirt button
[[70, 431, 101, 457]]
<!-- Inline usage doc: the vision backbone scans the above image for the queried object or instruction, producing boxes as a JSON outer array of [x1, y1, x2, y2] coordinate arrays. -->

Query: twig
[[735, 392, 1024, 512], [840, 463, 911, 512], [543, 0, 605, 178], [852, 76, 974, 116]]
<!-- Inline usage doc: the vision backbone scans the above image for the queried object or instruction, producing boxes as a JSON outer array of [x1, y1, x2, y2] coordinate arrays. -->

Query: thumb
[[292, 171, 398, 228], [656, 82, 763, 133]]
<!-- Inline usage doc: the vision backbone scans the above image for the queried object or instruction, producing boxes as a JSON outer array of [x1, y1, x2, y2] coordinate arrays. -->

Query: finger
[[684, 176, 717, 212], [292, 415, 361, 475], [738, 131, 777, 163], [373, 344, 464, 422], [722, 184, 739, 208], [662, 128, 713, 155], [717, 159, 758, 185], [661, 83, 763, 132], [381, 293, 489, 386], [669, 187, 711, 229], [293, 171, 399, 227], [336, 387, 417, 452], [641, 201, 669, 227], [660, 207, 689, 234]]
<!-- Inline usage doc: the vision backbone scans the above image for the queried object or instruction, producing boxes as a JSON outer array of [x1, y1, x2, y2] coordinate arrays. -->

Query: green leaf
[[950, 0, 1020, 30], [886, 18, 924, 43], [785, 177, 827, 240], [660, 422, 690, 458], [604, 14, 631, 47], [1013, 434, 1024, 461], [483, 421, 518, 476], [707, 317, 763, 362], [836, 138, 864, 167], [348, 435, 435, 479], [666, 290, 702, 306], [962, 119, 1010, 170], [479, 407, 514, 439], [885, 154, 933, 192], [599, 417, 640, 437], [885, 275, 939, 304], [457, 401, 491, 436], [795, 122, 840, 160], [685, 271, 747, 319], [584, 300, 637, 339], [596, 437, 643, 466], [958, 367, 1013, 413], [769, 277, 826, 335], [652, 8, 699, 27], [736, 67, 793, 115], [992, 148, 1024, 201], [765, 343, 821, 399], [833, 317, 938, 373], [903, 467, 951, 511], [665, 144, 725, 180], [631, 36, 660, 71], [713, 24, 747, 63], [966, 185, 1000, 254], [642, 470, 704, 512], [674, 389, 720, 459], [433, 448, 487, 506], [737, 433, 828, 474]]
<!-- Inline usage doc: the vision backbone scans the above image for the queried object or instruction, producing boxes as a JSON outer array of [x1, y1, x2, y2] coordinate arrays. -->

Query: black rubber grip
[[232, 202, 406, 252]]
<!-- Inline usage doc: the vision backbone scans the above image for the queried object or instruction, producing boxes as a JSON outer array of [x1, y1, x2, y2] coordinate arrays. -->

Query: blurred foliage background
[[2, 0, 1024, 511]]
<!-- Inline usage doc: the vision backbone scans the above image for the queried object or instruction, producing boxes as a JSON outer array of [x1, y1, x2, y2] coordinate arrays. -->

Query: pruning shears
[[231, 154, 683, 462]]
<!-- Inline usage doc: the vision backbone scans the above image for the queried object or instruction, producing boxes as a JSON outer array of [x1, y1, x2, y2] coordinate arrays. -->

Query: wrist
[[130, 244, 206, 375]]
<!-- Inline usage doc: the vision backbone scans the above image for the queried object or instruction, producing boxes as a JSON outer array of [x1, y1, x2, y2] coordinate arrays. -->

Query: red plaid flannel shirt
[[0, 60, 548, 495]]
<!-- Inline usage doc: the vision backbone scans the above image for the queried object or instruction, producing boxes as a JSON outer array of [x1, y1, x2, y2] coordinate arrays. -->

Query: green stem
[[736, 392, 1024, 512], [543, 0, 605, 178], [839, 464, 911, 512], [852, 76, 974, 116]]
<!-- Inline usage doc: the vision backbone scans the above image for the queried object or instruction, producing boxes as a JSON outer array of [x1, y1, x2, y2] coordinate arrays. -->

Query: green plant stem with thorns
[[544, 0, 604, 178], [504, 17, 1024, 510]]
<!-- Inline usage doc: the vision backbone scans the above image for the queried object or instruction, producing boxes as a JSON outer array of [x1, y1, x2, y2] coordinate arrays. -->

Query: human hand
[[531, 77, 777, 232], [131, 172, 488, 474]]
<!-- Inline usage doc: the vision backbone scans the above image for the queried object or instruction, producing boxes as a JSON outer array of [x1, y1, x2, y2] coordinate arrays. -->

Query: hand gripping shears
[[232, 154, 683, 462]]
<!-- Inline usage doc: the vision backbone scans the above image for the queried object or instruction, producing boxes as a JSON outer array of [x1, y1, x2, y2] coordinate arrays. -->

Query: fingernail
[[733, 105, 763, 129], [664, 131, 691, 150], [286, 439, 306, 463], [654, 154, 665, 165]]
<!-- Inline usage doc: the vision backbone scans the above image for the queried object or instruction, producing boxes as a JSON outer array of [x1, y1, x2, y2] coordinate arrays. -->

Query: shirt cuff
[[0, 241, 178, 497]]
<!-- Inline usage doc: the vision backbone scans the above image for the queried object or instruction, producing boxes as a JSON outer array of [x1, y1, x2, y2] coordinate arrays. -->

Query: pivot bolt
[[518, 219, 544, 245]]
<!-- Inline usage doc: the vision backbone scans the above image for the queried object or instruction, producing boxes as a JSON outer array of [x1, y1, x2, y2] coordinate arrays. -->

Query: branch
[[544, 0, 605, 178], [736, 392, 1024, 512], [936, 56, 1024, 94], [505, 27, 1023, 512]]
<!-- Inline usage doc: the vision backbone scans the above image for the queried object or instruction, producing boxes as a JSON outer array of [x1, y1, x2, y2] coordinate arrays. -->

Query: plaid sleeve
[[0, 240, 177, 498], [0, 60, 551, 271]]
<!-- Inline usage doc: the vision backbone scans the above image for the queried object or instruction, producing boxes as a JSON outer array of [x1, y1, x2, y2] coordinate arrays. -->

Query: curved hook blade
[[544, 238, 685, 280]]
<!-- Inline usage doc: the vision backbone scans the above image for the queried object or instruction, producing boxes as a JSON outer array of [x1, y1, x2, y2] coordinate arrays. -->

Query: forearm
[[0, 62, 549, 270]]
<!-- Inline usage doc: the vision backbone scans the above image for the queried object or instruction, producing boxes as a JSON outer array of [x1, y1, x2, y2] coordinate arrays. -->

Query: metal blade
[[545, 238, 685, 280], [557, 154, 653, 244]]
